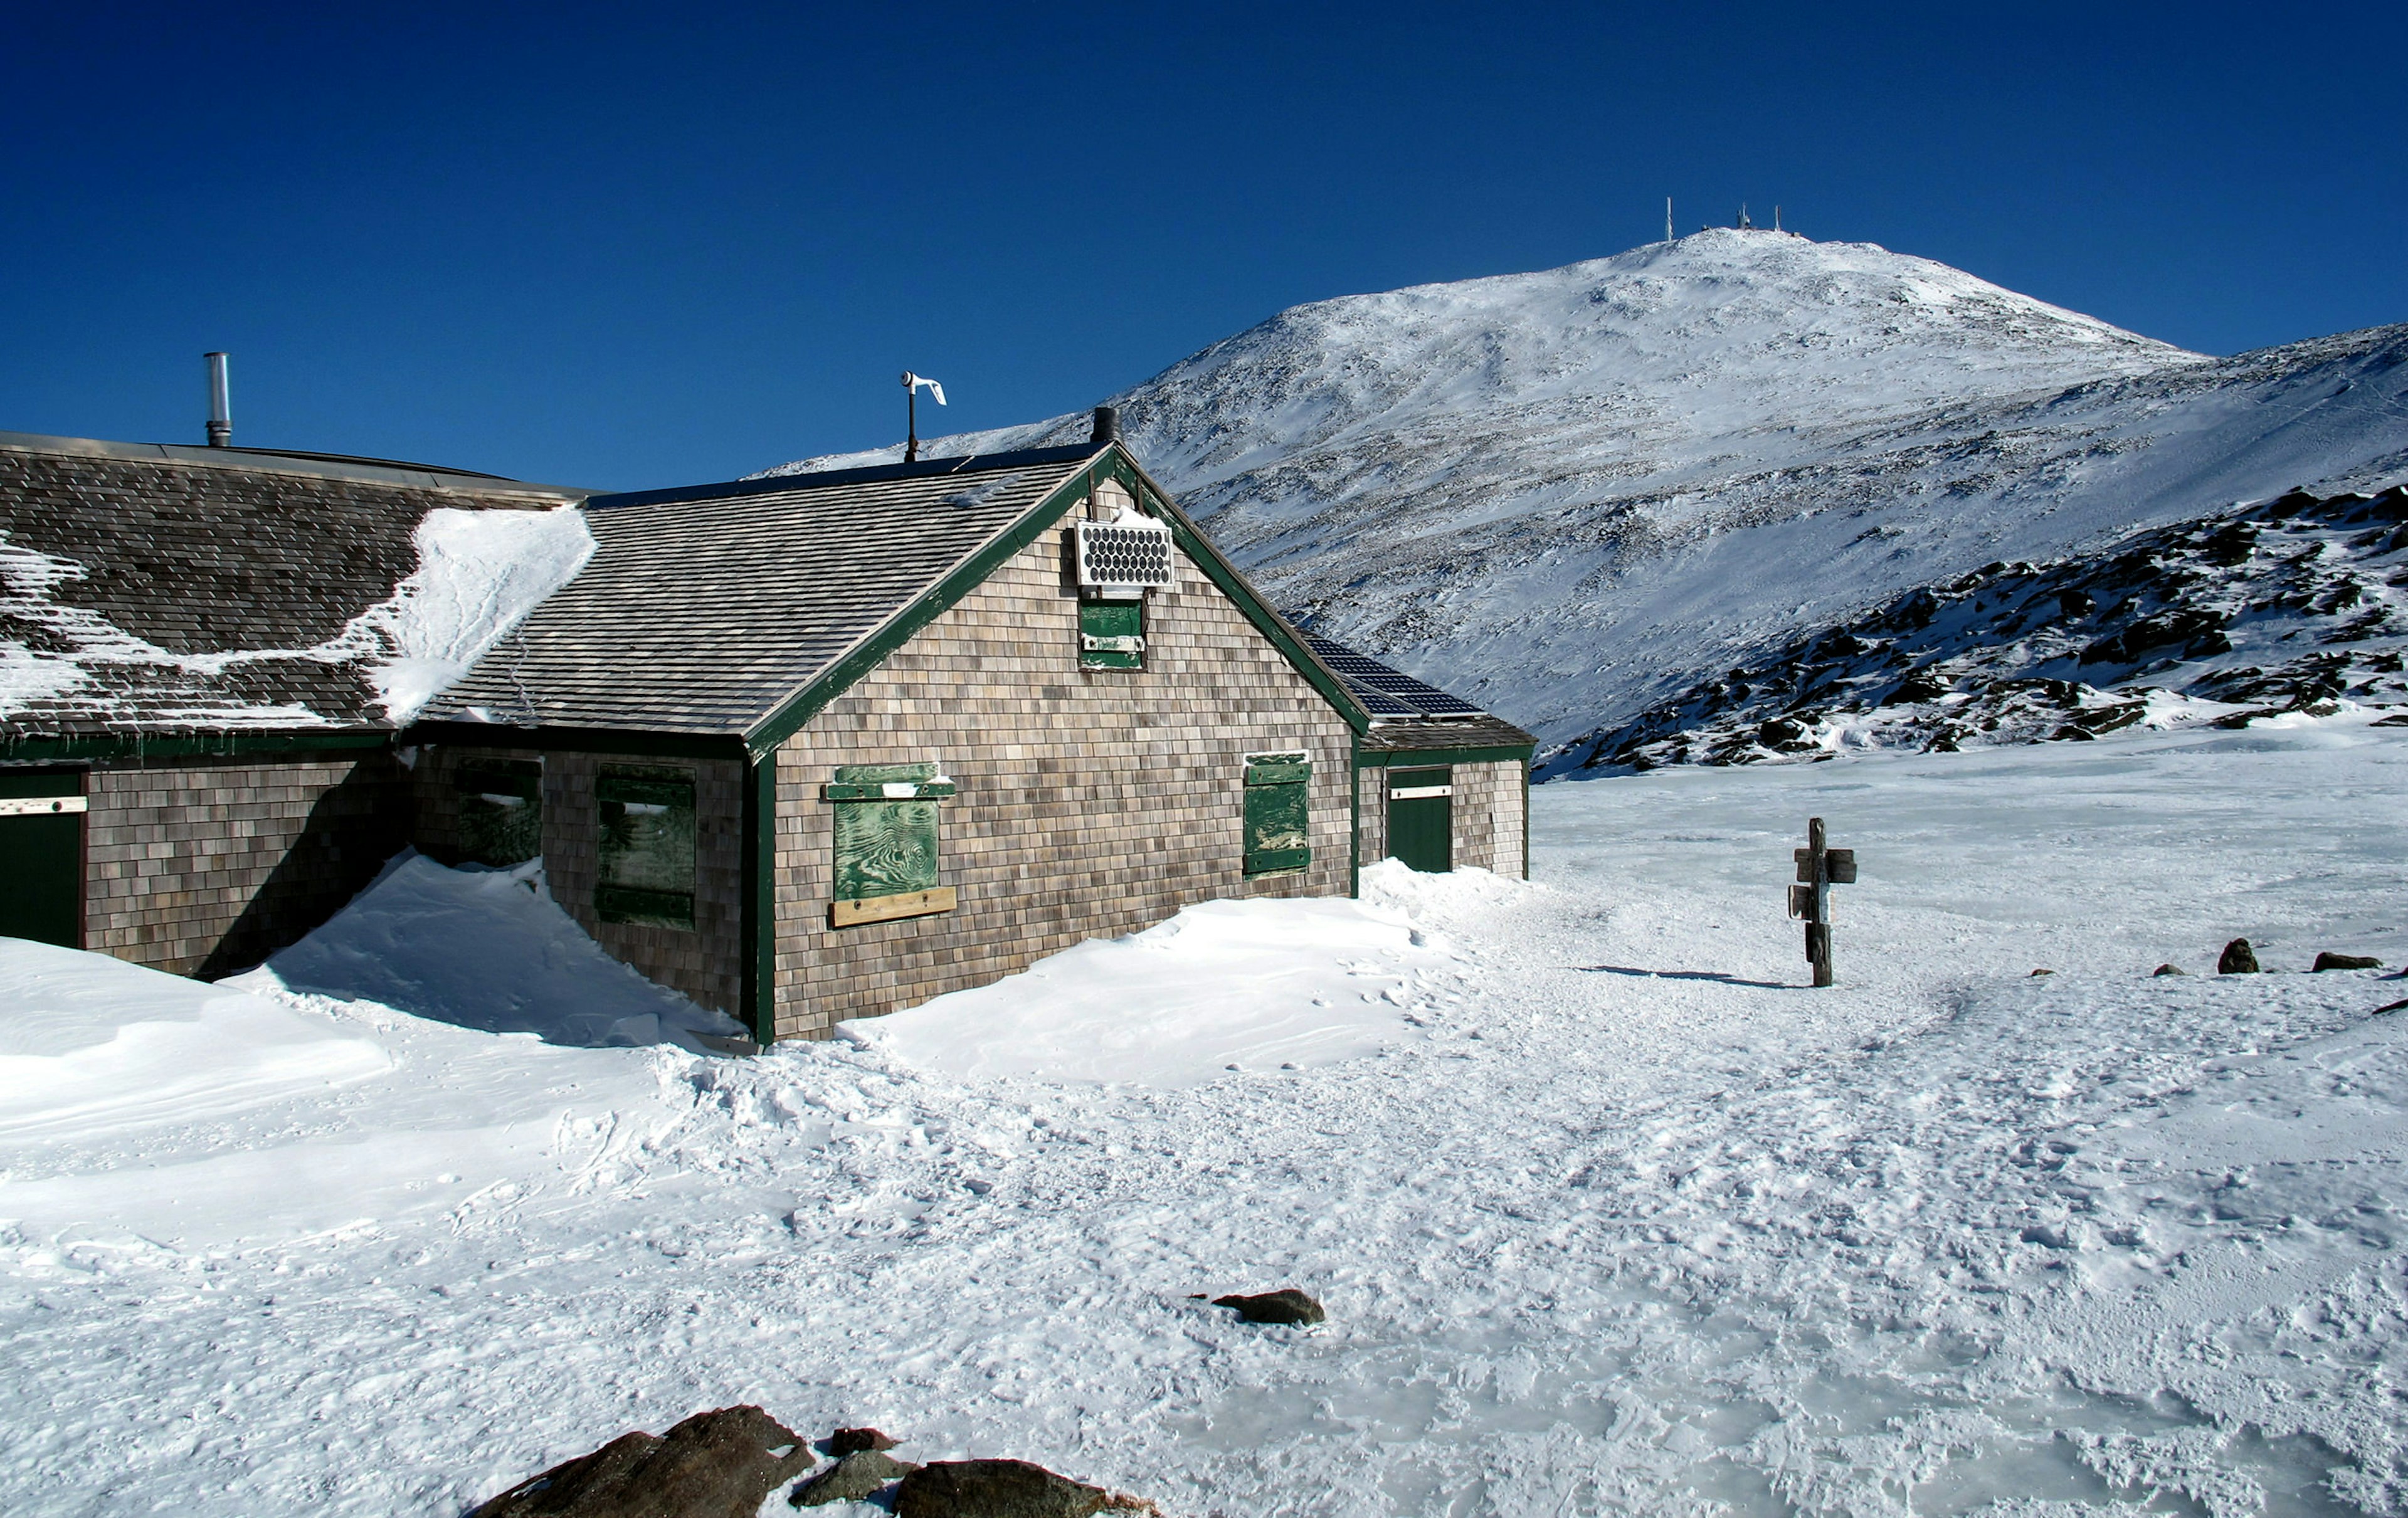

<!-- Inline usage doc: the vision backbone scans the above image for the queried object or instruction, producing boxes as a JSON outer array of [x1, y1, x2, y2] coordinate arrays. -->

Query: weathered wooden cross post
[[1789, 816, 1856, 988]]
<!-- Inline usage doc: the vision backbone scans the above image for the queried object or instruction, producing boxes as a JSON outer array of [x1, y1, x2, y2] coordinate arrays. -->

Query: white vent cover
[[1074, 517, 1173, 596]]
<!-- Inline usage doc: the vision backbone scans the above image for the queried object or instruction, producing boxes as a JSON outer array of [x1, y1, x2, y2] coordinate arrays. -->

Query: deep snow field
[[5, 721, 2407, 1517]]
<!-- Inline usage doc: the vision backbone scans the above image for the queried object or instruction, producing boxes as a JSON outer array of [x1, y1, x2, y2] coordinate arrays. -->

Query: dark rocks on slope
[[830, 1426, 899, 1456], [894, 1458, 1108, 1518], [1213, 1289, 1327, 1326], [2153, 964, 2188, 976], [2313, 952, 2383, 971], [468, 1405, 813, 1518], [792, 1450, 917, 1507], [2219, 939, 2261, 975]]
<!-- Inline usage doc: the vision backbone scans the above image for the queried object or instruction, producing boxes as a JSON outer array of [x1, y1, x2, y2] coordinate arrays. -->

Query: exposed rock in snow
[[1546, 482, 2408, 772], [762, 231, 2408, 754]]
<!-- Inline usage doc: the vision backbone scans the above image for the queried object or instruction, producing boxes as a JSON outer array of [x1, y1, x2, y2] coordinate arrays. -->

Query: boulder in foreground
[[2313, 952, 2382, 971], [2218, 939, 2260, 974], [1212, 1288, 1326, 1326], [469, 1405, 811, 1518], [895, 1458, 1109, 1518], [793, 1449, 916, 1507]]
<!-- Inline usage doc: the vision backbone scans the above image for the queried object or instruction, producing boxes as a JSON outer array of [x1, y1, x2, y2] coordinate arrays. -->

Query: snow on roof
[[0, 441, 591, 742]]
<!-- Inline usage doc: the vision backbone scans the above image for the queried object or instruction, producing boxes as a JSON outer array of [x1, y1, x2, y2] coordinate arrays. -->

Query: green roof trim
[[0, 729, 394, 764], [740, 443, 1373, 758], [1356, 743, 1536, 768], [402, 721, 749, 760], [1119, 453, 1373, 734]]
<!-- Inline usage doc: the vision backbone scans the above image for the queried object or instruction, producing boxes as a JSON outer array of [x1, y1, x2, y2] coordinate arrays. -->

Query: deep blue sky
[[4, 2, 2401, 490]]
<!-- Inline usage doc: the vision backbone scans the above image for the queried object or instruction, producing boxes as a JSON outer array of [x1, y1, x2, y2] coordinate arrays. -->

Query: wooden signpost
[[1788, 816, 1856, 987]]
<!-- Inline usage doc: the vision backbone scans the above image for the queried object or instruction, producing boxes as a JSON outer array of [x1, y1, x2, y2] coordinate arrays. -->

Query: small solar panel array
[[1300, 632, 1487, 719], [1073, 519, 1175, 596]]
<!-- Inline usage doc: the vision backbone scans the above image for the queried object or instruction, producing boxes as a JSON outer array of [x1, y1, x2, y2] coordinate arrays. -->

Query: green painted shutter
[[597, 764, 697, 929], [831, 762, 941, 900], [1242, 752, 1312, 876], [1079, 599, 1145, 670], [453, 757, 543, 867], [0, 771, 83, 949]]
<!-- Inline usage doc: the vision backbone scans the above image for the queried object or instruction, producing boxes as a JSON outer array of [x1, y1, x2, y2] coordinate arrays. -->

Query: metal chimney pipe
[[204, 352, 231, 447], [1089, 404, 1120, 445]]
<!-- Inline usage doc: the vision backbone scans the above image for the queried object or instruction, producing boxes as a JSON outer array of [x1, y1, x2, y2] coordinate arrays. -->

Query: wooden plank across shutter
[[1079, 600, 1145, 670]]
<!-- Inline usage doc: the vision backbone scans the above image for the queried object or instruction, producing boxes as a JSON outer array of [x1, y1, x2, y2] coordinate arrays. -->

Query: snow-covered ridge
[[1546, 482, 2408, 772], [759, 231, 2408, 756]]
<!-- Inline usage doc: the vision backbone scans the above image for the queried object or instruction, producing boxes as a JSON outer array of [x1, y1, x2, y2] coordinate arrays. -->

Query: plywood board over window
[[827, 762, 958, 927], [1243, 751, 1312, 876], [597, 764, 697, 930]]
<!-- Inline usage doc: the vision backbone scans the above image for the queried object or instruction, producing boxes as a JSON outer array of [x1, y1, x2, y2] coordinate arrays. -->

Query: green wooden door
[[0, 772, 85, 947], [1386, 766, 1452, 873]]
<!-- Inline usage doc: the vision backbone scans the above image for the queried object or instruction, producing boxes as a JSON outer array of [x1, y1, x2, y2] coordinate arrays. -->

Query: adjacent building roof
[[425, 445, 1108, 742], [1292, 630, 1536, 754], [0, 431, 586, 748]]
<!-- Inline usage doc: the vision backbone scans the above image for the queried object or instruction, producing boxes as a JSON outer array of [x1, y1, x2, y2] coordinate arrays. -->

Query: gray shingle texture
[[427, 451, 1094, 736]]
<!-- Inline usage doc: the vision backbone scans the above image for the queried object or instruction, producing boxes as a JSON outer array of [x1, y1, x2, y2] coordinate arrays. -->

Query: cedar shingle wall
[[1352, 759, 1528, 878], [413, 745, 745, 1017], [769, 518, 1354, 1040], [1451, 759, 1527, 876], [83, 754, 413, 977]]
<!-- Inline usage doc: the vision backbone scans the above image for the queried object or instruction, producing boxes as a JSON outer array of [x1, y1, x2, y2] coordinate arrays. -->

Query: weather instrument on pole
[[1788, 816, 1856, 987], [901, 371, 946, 463]]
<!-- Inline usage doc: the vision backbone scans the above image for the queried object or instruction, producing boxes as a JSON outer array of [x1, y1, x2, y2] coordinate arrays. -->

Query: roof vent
[[204, 352, 231, 447], [1089, 405, 1120, 445]]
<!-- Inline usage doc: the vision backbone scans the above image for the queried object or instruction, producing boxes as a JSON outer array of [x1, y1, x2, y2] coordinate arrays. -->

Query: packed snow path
[[4, 723, 2405, 1515]]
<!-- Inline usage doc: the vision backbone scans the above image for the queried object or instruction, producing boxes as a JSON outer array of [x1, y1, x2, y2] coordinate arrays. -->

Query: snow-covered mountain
[[763, 230, 2408, 754]]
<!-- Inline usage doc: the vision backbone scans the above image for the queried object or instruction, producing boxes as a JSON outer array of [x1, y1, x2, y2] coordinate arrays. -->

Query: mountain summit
[[767, 232, 2408, 749]]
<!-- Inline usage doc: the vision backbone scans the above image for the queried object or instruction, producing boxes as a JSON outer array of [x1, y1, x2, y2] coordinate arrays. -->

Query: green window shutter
[[452, 757, 543, 867], [597, 764, 697, 929], [1079, 599, 1145, 670], [830, 762, 943, 903], [1243, 752, 1312, 876]]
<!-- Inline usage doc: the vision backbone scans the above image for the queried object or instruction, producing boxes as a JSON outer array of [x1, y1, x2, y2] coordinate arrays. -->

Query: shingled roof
[[425, 445, 1111, 739], [0, 433, 584, 746], [1292, 629, 1536, 754]]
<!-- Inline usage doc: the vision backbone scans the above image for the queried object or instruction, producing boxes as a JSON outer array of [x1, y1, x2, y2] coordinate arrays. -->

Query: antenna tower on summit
[[1665, 197, 1674, 243], [1774, 205, 1782, 232], [1737, 203, 1754, 229]]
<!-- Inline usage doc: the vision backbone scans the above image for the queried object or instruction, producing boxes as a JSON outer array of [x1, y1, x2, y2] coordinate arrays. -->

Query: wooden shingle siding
[[768, 519, 1352, 1040], [82, 753, 413, 976], [1450, 759, 1526, 875], [1354, 757, 1528, 878], [413, 745, 745, 1017]]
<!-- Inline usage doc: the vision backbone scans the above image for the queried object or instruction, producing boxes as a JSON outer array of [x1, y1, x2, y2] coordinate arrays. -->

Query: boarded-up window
[[1079, 599, 1145, 670], [597, 764, 696, 930], [831, 762, 942, 900], [1242, 751, 1311, 877], [453, 757, 543, 867]]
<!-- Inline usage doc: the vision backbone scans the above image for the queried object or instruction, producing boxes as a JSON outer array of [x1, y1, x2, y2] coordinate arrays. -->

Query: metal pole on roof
[[204, 352, 231, 447], [902, 370, 918, 463]]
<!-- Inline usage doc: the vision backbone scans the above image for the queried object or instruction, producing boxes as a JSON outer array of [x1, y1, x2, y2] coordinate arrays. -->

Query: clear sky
[[4, 1, 2400, 490]]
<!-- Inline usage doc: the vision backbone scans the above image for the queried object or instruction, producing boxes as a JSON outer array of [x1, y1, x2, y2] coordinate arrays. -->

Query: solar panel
[[1301, 634, 1487, 719]]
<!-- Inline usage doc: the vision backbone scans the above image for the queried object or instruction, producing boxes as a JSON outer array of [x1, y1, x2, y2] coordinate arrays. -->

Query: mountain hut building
[[1, 417, 1531, 1045]]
